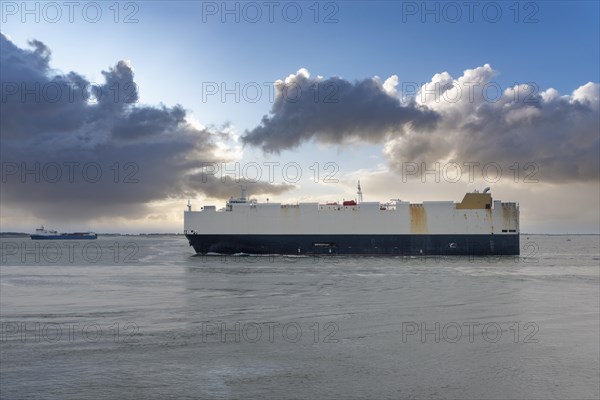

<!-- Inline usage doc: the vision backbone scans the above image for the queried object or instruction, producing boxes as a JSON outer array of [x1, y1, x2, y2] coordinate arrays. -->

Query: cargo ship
[[30, 226, 97, 240], [184, 184, 519, 256]]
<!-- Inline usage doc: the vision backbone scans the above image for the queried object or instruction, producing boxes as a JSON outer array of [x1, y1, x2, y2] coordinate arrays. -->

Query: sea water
[[1, 235, 598, 399]]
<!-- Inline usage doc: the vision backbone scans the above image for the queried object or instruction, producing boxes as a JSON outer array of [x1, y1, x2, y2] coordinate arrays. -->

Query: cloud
[[242, 65, 599, 183], [384, 64, 600, 183], [0, 34, 293, 220], [185, 175, 293, 200], [241, 68, 439, 153]]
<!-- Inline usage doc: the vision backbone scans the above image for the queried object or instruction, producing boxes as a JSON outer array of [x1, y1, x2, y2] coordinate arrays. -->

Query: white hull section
[[184, 199, 519, 236]]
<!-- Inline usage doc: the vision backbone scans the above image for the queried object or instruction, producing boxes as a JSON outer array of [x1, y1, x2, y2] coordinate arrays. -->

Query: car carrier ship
[[30, 226, 97, 240], [184, 183, 519, 256]]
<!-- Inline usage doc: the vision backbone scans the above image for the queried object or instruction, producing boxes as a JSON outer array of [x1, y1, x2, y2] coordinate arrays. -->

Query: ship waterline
[[184, 185, 520, 256]]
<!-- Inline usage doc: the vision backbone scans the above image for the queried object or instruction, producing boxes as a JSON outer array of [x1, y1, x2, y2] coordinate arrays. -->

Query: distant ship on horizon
[[30, 226, 97, 240]]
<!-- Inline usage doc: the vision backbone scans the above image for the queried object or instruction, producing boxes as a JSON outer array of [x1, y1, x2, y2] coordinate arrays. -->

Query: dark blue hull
[[185, 234, 520, 256], [30, 235, 97, 240]]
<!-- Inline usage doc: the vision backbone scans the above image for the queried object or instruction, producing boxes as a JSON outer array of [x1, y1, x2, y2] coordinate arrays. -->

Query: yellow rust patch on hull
[[410, 204, 428, 234], [456, 193, 492, 209], [502, 203, 519, 230]]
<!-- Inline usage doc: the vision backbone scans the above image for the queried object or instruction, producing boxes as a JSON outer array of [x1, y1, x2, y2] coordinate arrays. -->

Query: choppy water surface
[[1, 235, 598, 399]]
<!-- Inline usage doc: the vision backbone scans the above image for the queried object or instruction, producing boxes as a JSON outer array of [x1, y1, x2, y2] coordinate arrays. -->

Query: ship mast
[[357, 180, 363, 203]]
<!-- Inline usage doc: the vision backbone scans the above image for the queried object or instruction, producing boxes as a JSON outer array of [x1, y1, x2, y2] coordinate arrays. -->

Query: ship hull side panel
[[30, 235, 97, 240], [185, 234, 520, 256]]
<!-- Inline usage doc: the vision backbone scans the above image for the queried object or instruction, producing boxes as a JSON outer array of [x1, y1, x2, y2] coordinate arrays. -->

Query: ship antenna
[[357, 180, 363, 203], [187, 199, 192, 212], [240, 185, 247, 201]]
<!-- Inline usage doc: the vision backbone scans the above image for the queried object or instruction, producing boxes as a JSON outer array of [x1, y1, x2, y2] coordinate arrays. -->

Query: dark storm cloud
[[0, 34, 293, 220], [242, 69, 439, 152], [1, 36, 90, 138], [112, 105, 186, 139]]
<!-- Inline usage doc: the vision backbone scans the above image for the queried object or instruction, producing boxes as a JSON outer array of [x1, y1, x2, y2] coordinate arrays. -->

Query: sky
[[0, 0, 599, 233]]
